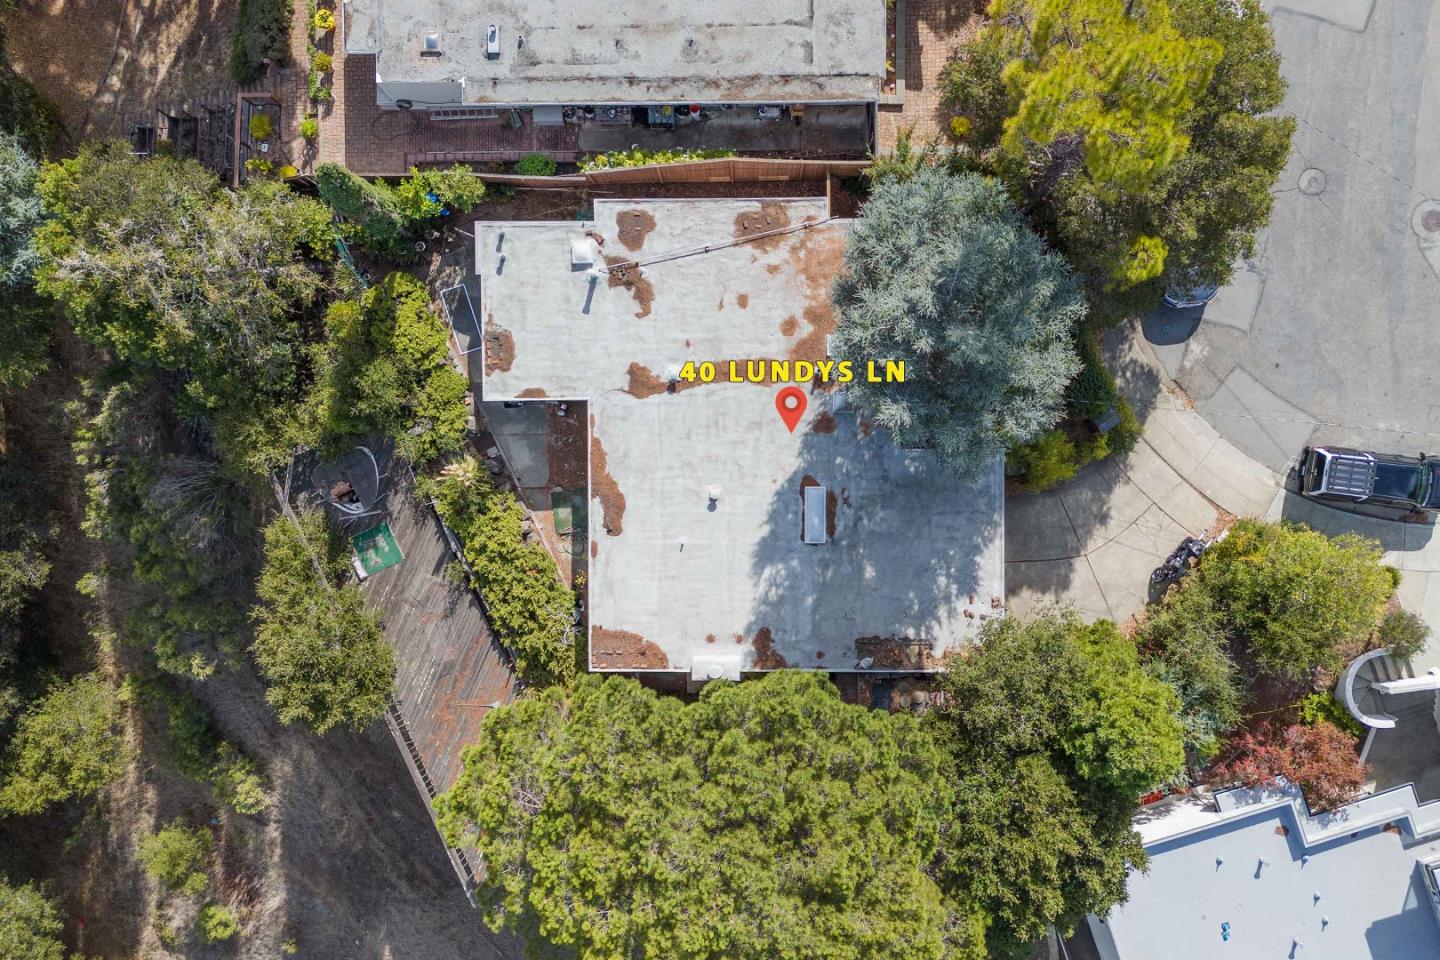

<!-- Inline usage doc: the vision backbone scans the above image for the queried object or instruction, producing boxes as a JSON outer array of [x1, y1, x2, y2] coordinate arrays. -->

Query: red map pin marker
[[775, 386, 807, 433]]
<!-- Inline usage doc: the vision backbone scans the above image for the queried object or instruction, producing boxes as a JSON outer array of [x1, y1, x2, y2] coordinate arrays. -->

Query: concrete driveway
[[1144, 0, 1440, 474], [1007, 325, 1280, 621]]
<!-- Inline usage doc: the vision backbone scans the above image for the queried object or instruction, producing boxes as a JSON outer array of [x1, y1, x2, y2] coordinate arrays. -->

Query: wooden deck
[[362, 474, 517, 795], [352, 471, 516, 898]]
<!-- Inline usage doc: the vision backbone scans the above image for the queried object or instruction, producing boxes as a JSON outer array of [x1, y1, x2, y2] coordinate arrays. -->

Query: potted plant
[[312, 7, 335, 31]]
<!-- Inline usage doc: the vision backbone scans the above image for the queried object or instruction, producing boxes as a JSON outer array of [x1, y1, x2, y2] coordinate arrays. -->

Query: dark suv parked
[[1300, 446, 1440, 512]]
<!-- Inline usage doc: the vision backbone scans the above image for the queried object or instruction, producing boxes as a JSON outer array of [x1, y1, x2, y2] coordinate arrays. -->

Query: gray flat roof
[[477, 198, 1005, 676], [345, 0, 885, 106], [1095, 790, 1440, 960]]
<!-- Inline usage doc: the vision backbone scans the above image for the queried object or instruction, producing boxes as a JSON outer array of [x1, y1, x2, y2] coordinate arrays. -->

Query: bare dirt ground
[[3, 668, 519, 960], [0, 341, 517, 958], [6, 0, 239, 141]]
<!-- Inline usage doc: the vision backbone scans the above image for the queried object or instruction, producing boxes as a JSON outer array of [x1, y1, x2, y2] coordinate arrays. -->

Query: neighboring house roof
[[1091, 784, 1440, 960], [344, 0, 886, 107], [475, 197, 1005, 678]]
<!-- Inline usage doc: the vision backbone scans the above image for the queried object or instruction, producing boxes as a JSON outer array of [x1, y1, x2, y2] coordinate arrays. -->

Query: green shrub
[[1296, 691, 1364, 738], [1066, 329, 1140, 455], [1199, 519, 1395, 680], [1139, 585, 1244, 760], [139, 821, 211, 895], [157, 687, 270, 814], [248, 113, 273, 141], [316, 162, 407, 247], [318, 272, 469, 462], [213, 747, 270, 815], [252, 510, 395, 734], [514, 153, 558, 176], [0, 880, 66, 960], [425, 458, 576, 686], [307, 72, 332, 102], [0, 673, 129, 815], [394, 164, 487, 220], [300, 117, 319, 140], [579, 148, 735, 172], [198, 903, 240, 942], [1378, 607, 1429, 661], [312, 7, 335, 30], [1012, 430, 1086, 493], [231, 0, 293, 85], [311, 51, 333, 73]]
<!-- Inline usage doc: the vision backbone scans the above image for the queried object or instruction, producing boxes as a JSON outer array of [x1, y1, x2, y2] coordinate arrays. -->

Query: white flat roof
[[345, 0, 885, 106], [476, 198, 1005, 675]]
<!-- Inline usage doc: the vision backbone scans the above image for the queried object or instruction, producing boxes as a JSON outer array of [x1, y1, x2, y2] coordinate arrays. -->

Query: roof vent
[[421, 33, 443, 56]]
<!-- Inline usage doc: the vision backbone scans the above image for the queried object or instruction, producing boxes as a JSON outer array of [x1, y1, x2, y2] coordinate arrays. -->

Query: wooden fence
[[460, 156, 870, 189]]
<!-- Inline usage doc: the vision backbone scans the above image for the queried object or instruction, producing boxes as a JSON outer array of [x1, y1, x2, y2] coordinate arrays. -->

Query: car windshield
[[1373, 462, 1423, 502]]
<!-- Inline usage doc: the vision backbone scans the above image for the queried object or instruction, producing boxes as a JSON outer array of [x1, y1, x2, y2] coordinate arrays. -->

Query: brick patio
[[261, 2, 576, 176], [876, 0, 983, 151]]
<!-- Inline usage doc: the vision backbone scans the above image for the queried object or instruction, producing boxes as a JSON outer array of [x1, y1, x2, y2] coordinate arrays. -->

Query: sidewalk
[[1006, 322, 1281, 622], [1007, 322, 1440, 631]]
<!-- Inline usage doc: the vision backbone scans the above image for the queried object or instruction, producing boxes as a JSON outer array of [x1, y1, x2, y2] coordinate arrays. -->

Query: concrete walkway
[[1008, 322, 1440, 632], [1006, 322, 1281, 621]]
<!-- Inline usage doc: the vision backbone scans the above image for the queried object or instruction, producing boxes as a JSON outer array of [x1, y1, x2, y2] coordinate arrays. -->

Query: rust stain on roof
[[733, 201, 793, 252], [811, 410, 837, 434], [604, 255, 654, 319], [516, 387, 548, 398], [751, 627, 789, 670], [736, 293, 750, 309], [589, 433, 626, 536], [623, 362, 706, 400], [780, 315, 799, 337], [854, 636, 947, 670], [591, 626, 670, 669], [616, 208, 656, 252], [786, 227, 846, 362], [484, 313, 515, 373]]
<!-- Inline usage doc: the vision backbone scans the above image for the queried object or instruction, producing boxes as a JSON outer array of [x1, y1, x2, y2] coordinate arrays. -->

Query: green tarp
[[352, 522, 404, 576]]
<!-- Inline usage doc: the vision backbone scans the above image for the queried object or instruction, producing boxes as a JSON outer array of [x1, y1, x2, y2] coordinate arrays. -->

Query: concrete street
[[1142, 0, 1440, 474], [1007, 324, 1440, 638]]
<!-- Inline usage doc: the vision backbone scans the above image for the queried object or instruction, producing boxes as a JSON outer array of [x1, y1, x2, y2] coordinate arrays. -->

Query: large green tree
[[1138, 584, 1245, 759], [251, 509, 394, 734], [0, 673, 129, 815], [927, 610, 1184, 957], [832, 168, 1084, 477], [994, 0, 1221, 201], [1053, 0, 1294, 298], [436, 671, 981, 960], [0, 879, 66, 960], [315, 272, 469, 463], [947, 0, 1292, 302], [0, 130, 49, 389], [1193, 519, 1395, 680], [34, 142, 337, 467]]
